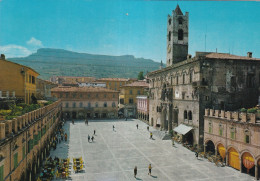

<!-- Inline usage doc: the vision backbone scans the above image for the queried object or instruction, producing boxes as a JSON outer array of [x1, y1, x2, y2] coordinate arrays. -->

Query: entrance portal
[[183, 131, 193, 145], [206, 140, 215, 155]]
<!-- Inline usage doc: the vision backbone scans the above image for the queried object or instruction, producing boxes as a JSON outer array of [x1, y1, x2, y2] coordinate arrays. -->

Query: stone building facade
[[0, 54, 39, 104], [0, 100, 62, 181], [51, 86, 119, 119], [204, 109, 260, 180], [36, 78, 57, 100], [137, 95, 149, 123], [147, 5, 260, 147], [96, 78, 137, 91]]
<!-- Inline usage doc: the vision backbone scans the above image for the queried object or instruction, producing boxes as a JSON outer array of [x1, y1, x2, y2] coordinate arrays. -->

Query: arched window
[[183, 74, 185, 84], [178, 29, 183, 40], [112, 102, 116, 107], [188, 111, 192, 120], [184, 110, 187, 119], [178, 19, 183, 24], [104, 102, 107, 107], [230, 127, 236, 140], [168, 31, 171, 41], [219, 124, 223, 136], [244, 129, 250, 143], [168, 19, 171, 25], [208, 121, 212, 133]]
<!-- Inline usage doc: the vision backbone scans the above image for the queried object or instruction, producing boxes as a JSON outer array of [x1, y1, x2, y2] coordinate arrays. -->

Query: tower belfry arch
[[166, 5, 189, 67]]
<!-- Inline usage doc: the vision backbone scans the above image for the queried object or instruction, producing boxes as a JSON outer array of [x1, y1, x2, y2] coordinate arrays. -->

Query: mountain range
[[9, 48, 163, 80]]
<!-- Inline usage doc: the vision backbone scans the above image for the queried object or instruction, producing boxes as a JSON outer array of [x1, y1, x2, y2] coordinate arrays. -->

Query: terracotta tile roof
[[123, 81, 148, 87], [96, 78, 129, 81], [175, 5, 183, 15], [51, 86, 119, 93], [204, 53, 260, 61]]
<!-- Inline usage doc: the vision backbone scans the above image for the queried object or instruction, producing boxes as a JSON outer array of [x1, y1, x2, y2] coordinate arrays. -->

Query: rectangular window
[[137, 90, 141, 95], [219, 129, 223, 136], [32, 76, 35, 84], [66, 103, 69, 108], [245, 135, 250, 143], [231, 132, 235, 139], [22, 145, 26, 159], [176, 76, 179, 85], [129, 98, 134, 104], [120, 99, 124, 104], [129, 90, 133, 95], [14, 153, 18, 169], [0, 165, 4, 181]]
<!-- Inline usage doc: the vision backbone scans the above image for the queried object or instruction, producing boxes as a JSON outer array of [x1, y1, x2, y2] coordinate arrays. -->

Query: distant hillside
[[9, 48, 163, 80]]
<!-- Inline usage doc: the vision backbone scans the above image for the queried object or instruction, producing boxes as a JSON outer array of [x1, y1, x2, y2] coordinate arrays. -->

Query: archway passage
[[72, 112, 77, 119], [242, 152, 255, 176], [205, 140, 215, 155], [217, 143, 226, 161], [228, 147, 240, 170], [258, 159, 260, 180], [183, 131, 193, 145]]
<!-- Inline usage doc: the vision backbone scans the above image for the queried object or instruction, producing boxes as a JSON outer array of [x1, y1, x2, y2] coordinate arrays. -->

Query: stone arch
[[183, 110, 187, 120], [205, 140, 215, 154], [241, 151, 255, 176], [240, 149, 255, 160], [228, 147, 240, 170]]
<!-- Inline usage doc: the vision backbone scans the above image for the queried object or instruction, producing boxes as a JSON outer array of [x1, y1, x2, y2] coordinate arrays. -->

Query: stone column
[[160, 110, 164, 131], [255, 164, 258, 180], [226, 151, 228, 166], [168, 105, 173, 131]]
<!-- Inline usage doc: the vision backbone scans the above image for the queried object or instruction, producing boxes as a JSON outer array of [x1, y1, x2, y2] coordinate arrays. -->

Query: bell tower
[[166, 5, 189, 67]]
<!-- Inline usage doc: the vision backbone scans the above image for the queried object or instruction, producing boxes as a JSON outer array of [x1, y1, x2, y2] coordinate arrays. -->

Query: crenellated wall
[[204, 108, 259, 124]]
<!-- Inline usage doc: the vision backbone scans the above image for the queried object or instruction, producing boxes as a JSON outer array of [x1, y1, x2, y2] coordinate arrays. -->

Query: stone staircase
[[151, 130, 172, 140]]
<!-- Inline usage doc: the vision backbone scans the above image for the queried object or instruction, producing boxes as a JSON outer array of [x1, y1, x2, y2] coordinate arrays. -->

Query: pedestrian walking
[[134, 166, 137, 178], [147, 126, 149, 131], [136, 124, 138, 129], [88, 135, 90, 142], [94, 130, 96, 135], [195, 151, 198, 159], [148, 164, 152, 175], [125, 117, 127, 121], [91, 135, 94, 142], [150, 132, 153, 139], [113, 125, 115, 131]]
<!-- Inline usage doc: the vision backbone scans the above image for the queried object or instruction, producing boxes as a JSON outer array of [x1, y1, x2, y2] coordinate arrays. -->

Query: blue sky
[[0, 0, 259, 62]]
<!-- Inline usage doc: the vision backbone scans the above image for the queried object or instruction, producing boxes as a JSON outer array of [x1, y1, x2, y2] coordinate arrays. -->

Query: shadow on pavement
[[151, 175, 158, 178]]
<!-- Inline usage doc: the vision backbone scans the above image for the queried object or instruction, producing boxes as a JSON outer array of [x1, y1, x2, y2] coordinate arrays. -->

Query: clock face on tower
[[167, 44, 171, 53]]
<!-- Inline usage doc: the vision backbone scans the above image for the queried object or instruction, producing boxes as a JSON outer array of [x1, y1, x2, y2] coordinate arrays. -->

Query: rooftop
[[123, 80, 148, 87], [51, 86, 119, 93], [96, 78, 130, 81]]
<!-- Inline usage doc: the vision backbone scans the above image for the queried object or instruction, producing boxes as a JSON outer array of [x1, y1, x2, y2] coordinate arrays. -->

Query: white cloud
[[0, 45, 32, 58], [26, 37, 43, 47]]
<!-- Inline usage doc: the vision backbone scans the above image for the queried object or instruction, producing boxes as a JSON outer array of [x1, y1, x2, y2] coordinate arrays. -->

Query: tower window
[[178, 19, 183, 24], [168, 31, 171, 41], [178, 29, 183, 40], [168, 19, 171, 25]]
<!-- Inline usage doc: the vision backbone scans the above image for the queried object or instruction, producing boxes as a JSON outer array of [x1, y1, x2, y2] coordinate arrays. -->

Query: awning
[[173, 124, 193, 135]]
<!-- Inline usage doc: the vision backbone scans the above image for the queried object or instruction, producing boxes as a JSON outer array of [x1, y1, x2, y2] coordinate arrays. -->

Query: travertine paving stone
[[50, 119, 254, 181]]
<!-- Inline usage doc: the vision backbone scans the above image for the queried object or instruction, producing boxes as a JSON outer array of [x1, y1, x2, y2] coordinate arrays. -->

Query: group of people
[[87, 130, 96, 143], [52, 120, 67, 150], [134, 164, 153, 178]]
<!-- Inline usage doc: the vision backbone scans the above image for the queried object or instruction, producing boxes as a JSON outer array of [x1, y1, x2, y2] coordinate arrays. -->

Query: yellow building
[[0, 54, 39, 104], [96, 78, 137, 91], [119, 80, 148, 117]]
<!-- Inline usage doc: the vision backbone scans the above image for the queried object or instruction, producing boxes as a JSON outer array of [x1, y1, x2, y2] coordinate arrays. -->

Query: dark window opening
[[129, 98, 134, 104], [168, 31, 171, 41], [178, 29, 183, 40], [184, 110, 187, 119], [168, 19, 171, 25], [179, 19, 183, 24], [120, 99, 124, 104], [245, 135, 250, 143], [188, 111, 192, 120], [190, 72, 193, 83], [183, 74, 185, 84]]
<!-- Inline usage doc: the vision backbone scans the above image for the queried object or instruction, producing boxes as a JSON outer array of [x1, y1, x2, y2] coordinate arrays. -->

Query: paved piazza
[[50, 119, 254, 181]]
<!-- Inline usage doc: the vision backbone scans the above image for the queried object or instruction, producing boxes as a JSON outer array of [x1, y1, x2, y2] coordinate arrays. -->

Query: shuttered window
[[14, 153, 18, 169], [0, 165, 4, 181]]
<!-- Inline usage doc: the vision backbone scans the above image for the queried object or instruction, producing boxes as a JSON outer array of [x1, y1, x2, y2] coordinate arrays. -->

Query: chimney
[[247, 52, 252, 58], [1, 54, 5, 60]]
